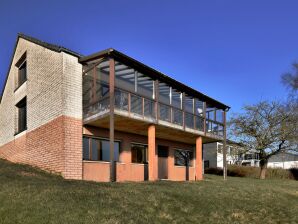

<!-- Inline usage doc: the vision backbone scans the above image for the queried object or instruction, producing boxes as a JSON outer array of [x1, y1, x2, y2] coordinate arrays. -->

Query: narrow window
[[18, 61, 27, 87], [15, 52, 27, 89], [131, 144, 147, 164], [16, 97, 27, 133]]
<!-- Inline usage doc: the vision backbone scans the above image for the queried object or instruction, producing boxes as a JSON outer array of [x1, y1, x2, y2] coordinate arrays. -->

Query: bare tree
[[282, 63, 298, 91], [229, 101, 297, 179], [175, 150, 192, 181]]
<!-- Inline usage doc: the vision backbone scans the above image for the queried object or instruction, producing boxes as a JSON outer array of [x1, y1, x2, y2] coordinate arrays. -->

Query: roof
[[1, 34, 230, 110], [80, 48, 230, 110]]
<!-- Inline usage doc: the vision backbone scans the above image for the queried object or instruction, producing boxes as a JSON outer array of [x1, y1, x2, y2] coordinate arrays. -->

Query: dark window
[[91, 138, 100, 161], [18, 61, 27, 88], [82, 136, 120, 162], [131, 144, 147, 164], [174, 149, 193, 166], [16, 98, 27, 133]]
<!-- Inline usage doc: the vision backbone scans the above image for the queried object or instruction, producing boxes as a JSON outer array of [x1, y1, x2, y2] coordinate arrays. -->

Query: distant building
[[203, 141, 260, 169], [267, 152, 298, 169]]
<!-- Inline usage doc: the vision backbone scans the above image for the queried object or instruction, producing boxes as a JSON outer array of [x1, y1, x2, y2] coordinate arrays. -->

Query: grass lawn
[[0, 159, 297, 224]]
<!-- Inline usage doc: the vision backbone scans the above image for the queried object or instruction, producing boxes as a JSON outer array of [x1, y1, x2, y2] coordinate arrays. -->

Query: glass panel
[[19, 61, 27, 86], [159, 82, 170, 105], [195, 115, 204, 131], [115, 89, 128, 111], [83, 137, 89, 160], [115, 61, 135, 92], [195, 99, 204, 116], [131, 94, 143, 115], [144, 98, 155, 118], [159, 103, 171, 122], [172, 108, 183, 125], [100, 140, 120, 162], [174, 149, 193, 166], [137, 73, 153, 99], [91, 138, 100, 161], [83, 69, 93, 108], [100, 140, 110, 162], [185, 112, 194, 129], [185, 95, 193, 113], [83, 60, 110, 118], [131, 144, 147, 163], [172, 89, 181, 109], [216, 110, 224, 123]]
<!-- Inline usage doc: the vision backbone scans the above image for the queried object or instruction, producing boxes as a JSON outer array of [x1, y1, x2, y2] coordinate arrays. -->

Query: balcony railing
[[84, 88, 224, 137]]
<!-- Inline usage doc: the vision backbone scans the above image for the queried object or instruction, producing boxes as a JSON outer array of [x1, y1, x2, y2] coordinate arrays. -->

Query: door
[[158, 146, 169, 179]]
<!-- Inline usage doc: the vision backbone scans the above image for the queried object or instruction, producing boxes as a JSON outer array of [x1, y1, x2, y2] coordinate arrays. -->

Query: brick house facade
[[0, 34, 229, 182]]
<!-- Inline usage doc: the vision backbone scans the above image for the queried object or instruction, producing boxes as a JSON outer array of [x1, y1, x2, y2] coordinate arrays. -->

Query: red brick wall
[[83, 126, 197, 182], [0, 115, 82, 179]]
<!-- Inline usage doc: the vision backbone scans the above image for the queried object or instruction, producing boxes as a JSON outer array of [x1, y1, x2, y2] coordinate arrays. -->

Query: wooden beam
[[203, 102, 207, 135], [109, 58, 116, 182], [155, 80, 159, 121]]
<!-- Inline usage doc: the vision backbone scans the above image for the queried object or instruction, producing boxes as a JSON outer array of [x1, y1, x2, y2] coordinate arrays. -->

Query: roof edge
[[0, 33, 83, 103]]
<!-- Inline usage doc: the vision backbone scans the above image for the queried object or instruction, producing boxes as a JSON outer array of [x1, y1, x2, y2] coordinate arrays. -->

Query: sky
[[0, 0, 298, 117]]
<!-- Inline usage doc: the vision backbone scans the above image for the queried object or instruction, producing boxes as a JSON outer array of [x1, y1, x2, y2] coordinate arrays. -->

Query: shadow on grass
[[289, 168, 298, 180]]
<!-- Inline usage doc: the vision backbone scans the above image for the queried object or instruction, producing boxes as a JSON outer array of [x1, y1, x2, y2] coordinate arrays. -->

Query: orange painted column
[[195, 136, 203, 180], [148, 124, 157, 181]]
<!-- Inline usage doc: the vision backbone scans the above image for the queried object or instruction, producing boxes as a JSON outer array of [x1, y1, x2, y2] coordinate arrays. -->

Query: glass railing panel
[[115, 89, 128, 111], [144, 98, 155, 118], [195, 115, 204, 131], [131, 94, 143, 116], [159, 103, 171, 122], [185, 112, 194, 129], [172, 108, 183, 126], [83, 96, 110, 119]]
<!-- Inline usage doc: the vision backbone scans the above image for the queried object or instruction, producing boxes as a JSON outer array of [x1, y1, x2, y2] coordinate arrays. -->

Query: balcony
[[83, 87, 224, 139]]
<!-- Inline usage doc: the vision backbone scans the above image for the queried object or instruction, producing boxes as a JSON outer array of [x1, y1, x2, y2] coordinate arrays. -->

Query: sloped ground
[[0, 158, 297, 224]]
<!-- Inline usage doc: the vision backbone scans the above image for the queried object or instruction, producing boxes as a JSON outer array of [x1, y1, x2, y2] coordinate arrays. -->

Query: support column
[[109, 58, 116, 182], [148, 124, 157, 181], [195, 136, 203, 180], [223, 110, 227, 180]]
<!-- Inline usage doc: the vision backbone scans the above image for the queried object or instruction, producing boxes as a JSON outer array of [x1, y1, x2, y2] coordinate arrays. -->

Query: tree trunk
[[259, 159, 268, 179], [185, 160, 189, 181]]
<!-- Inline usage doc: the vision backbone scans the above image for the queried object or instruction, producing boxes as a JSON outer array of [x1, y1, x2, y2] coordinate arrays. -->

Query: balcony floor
[[84, 112, 222, 144]]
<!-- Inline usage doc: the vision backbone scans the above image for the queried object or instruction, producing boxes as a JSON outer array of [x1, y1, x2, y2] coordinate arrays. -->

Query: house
[[0, 34, 230, 182], [267, 152, 298, 169], [203, 141, 260, 169]]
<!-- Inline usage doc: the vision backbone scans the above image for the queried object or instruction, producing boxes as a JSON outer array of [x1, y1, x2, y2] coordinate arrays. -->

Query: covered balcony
[[81, 50, 229, 142]]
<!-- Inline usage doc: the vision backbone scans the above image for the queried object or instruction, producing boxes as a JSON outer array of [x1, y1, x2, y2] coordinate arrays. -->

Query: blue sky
[[1, 0, 297, 116]]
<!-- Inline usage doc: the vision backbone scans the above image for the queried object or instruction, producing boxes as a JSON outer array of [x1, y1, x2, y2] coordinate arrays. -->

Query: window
[[82, 136, 120, 162], [217, 144, 223, 154], [174, 149, 193, 166], [15, 52, 27, 89], [18, 61, 27, 87], [131, 144, 147, 164], [16, 97, 27, 133], [83, 137, 90, 160]]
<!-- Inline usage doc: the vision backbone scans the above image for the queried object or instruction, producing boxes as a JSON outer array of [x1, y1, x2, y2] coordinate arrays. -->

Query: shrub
[[205, 165, 297, 180]]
